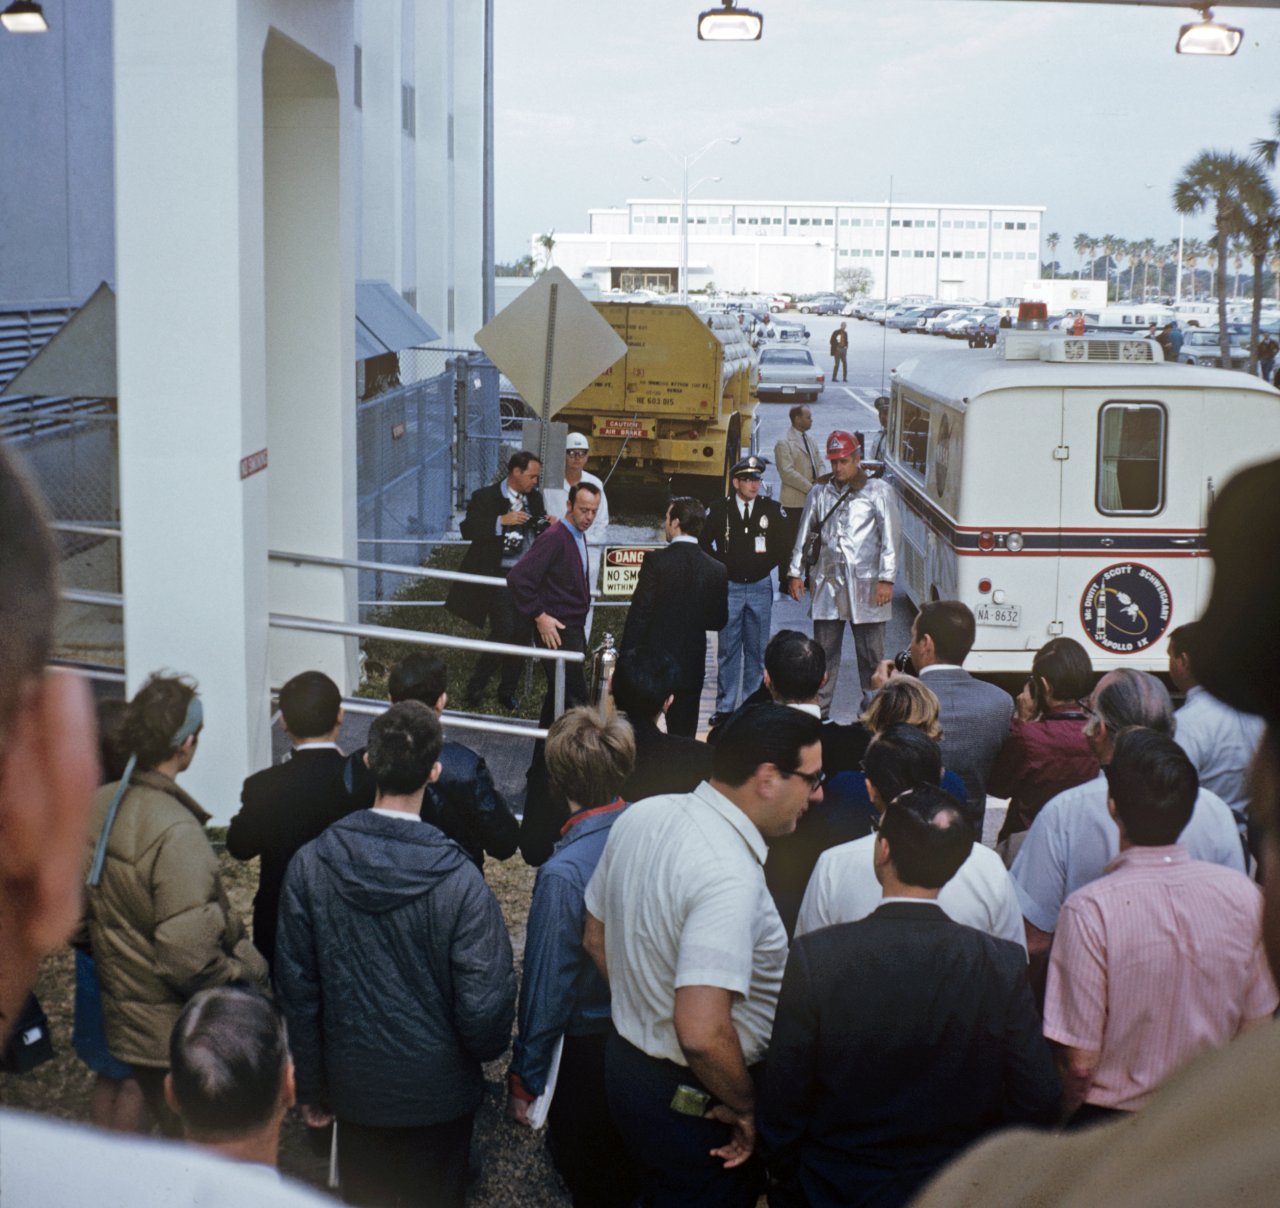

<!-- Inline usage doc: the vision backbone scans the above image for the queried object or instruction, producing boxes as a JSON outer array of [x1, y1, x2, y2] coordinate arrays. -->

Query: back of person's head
[[388, 652, 448, 707], [1105, 729, 1198, 845], [667, 495, 706, 537], [507, 449, 539, 475], [914, 601, 976, 665], [1166, 622, 1200, 672], [366, 701, 443, 794], [861, 675, 942, 740], [1094, 669, 1175, 738], [546, 706, 636, 809], [0, 445, 57, 737], [878, 782, 973, 889], [96, 698, 132, 783], [168, 986, 290, 1142], [1031, 637, 1093, 704], [611, 647, 678, 721], [123, 673, 200, 771], [278, 670, 341, 739], [764, 630, 826, 703], [862, 724, 943, 803], [712, 703, 822, 788]]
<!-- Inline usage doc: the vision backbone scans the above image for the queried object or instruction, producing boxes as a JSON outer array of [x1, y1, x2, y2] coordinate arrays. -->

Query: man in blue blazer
[[509, 482, 600, 725], [760, 783, 1059, 1208], [875, 601, 1014, 832]]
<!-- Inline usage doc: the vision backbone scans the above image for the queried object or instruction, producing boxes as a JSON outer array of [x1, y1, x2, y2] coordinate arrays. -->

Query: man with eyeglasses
[[762, 782, 1058, 1208], [583, 704, 822, 1207], [1009, 668, 1244, 996]]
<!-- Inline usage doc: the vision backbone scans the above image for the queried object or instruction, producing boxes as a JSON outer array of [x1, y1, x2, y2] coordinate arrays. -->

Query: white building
[[544, 199, 1046, 301]]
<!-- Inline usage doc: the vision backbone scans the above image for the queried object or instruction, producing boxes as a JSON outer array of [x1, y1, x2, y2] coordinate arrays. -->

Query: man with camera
[[448, 451, 548, 711], [787, 430, 900, 718]]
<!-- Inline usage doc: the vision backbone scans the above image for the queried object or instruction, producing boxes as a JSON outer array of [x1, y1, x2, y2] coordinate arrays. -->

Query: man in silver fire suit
[[787, 430, 900, 718]]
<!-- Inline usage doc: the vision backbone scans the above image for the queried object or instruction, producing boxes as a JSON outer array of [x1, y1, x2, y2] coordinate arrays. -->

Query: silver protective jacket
[[786, 476, 901, 623]]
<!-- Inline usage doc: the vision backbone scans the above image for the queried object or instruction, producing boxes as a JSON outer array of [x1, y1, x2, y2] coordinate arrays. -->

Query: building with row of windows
[[543, 198, 1046, 300]]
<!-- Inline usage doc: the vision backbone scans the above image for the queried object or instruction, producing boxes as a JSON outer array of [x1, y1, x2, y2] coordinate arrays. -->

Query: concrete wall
[[0, 0, 115, 307]]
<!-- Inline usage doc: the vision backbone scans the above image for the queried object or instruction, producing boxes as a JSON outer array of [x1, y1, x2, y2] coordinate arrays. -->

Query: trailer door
[[1056, 389, 1200, 667]]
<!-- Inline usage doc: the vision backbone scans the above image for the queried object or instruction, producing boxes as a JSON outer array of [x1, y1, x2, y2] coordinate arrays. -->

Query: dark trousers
[[337, 1113, 474, 1208], [547, 1032, 639, 1208], [832, 349, 847, 380], [538, 623, 589, 726], [666, 682, 704, 738], [467, 588, 533, 699], [606, 1032, 763, 1208]]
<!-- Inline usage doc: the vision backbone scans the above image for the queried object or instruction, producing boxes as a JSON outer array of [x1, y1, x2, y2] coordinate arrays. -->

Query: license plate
[[781, 385, 796, 394], [974, 602, 1021, 627]]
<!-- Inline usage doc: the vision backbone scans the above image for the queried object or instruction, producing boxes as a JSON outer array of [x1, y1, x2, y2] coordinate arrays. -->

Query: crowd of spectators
[[2, 431, 1279, 1208]]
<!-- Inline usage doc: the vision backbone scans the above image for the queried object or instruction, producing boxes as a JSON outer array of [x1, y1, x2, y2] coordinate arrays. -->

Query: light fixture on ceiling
[[1, 1, 48, 32], [697, 0, 763, 42], [1175, 8, 1242, 56]]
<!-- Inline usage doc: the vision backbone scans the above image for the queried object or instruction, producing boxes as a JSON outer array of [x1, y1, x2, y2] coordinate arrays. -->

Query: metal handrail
[[52, 521, 122, 539], [270, 548, 506, 588], [336, 695, 546, 740], [270, 613, 580, 717], [63, 587, 124, 607]]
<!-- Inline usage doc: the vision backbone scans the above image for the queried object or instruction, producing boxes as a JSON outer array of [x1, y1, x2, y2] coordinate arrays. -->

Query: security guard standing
[[701, 455, 789, 725]]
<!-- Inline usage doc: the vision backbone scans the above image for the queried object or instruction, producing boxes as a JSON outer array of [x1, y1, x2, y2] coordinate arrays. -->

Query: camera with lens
[[893, 650, 916, 676], [528, 515, 552, 538]]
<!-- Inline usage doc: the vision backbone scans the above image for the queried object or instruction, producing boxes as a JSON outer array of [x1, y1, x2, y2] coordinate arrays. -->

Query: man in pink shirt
[[1044, 729, 1277, 1127]]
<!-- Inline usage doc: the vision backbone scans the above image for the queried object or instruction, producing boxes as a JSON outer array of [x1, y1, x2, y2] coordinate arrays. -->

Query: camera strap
[[814, 484, 856, 535]]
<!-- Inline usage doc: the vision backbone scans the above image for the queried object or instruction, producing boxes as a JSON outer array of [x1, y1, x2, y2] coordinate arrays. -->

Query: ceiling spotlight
[[1, 1, 48, 32], [1176, 8, 1242, 56], [698, 0, 763, 42]]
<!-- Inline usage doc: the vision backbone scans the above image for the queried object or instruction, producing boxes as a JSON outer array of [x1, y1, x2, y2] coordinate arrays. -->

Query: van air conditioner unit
[[1040, 338, 1157, 364]]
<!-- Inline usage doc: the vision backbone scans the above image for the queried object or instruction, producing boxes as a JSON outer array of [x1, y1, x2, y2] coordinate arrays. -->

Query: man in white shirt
[[797, 724, 1024, 948], [584, 704, 823, 1206], [1168, 621, 1265, 828]]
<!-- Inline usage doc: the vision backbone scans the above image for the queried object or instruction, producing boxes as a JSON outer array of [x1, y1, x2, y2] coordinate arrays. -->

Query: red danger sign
[[600, 544, 663, 598]]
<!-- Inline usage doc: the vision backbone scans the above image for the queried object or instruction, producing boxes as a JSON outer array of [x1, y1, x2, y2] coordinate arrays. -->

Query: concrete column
[[114, 2, 354, 821]]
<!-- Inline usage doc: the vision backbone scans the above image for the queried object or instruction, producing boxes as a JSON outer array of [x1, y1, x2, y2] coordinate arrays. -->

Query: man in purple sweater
[[508, 481, 600, 725]]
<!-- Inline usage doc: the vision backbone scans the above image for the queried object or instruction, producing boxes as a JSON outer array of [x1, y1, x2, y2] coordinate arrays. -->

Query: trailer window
[[1097, 403, 1166, 515], [897, 398, 930, 479]]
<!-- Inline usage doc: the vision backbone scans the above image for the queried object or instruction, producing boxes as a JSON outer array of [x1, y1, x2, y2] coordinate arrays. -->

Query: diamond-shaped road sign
[[474, 268, 627, 419]]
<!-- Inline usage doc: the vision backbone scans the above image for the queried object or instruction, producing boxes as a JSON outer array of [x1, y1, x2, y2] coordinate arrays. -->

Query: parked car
[[756, 346, 825, 402], [768, 318, 811, 343], [922, 307, 971, 335], [887, 307, 928, 331], [912, 304, 963, 334], [768, 294, 794, 312], [797, 294, 845, 314], [1178, 328, 1251, 370]]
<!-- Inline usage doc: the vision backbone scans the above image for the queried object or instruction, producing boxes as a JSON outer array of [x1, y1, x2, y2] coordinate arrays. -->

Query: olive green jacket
[[83, 770, 267, 1068]]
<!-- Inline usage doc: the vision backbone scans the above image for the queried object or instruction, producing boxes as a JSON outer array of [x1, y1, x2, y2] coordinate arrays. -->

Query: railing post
[[554, 656, 566, 720]]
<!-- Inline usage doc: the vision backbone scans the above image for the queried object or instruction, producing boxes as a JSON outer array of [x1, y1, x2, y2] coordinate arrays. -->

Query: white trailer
[[1021, 279, 1107, 314], [884, 331, 1280, 675]]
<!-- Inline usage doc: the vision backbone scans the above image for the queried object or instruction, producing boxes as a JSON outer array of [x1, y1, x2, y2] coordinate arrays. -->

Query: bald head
[[1087, 669, 1174, 763]]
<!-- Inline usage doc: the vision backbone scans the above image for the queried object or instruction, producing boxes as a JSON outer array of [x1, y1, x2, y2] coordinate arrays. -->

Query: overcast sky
[[493, 0, 1280, 266]]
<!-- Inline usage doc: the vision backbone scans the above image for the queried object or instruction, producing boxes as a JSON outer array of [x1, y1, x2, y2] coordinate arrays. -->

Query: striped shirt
[[1044, 845, 1277, 1111]]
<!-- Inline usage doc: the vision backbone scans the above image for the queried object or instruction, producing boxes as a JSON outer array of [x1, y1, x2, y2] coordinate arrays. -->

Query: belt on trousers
[[728, 573, 773, 585]]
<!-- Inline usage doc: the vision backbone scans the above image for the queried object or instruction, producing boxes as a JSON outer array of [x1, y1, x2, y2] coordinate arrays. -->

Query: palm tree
[[1251, 104, 1280, 169], [1138, 238, 1157, 301], [1182, 237, 1206, 302], [1174, 150, 1255, 365], [536, 230, 556, 273], [1152, 242, 1169, 298], [1046, 232, 1060, 279], [1272, 249, 1280, 304], [1074, 233, 1092, 279], [1126, 243, 1142, 300], [1234, 167, 1279, 372], [1088, 236, 1100, 283], [1229, 237, 1248, 297], [1099, 235, 1120, 298]]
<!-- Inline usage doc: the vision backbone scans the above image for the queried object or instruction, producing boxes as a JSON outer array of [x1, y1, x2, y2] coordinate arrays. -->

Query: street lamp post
[[632, 134, 740, 303], [1175, 212, 1186, 305]]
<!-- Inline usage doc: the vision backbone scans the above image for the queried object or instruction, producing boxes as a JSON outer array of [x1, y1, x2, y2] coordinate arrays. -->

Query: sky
[[493, 0, 1280, 265]]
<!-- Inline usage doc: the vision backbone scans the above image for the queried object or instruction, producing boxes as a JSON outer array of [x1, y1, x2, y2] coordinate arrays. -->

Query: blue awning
[[356, 280, 439, 358]]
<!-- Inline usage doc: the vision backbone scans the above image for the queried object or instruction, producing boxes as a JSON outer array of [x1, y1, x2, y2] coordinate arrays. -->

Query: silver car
[[756, 346, 826, 403], [1178, 329, 1250, 370]]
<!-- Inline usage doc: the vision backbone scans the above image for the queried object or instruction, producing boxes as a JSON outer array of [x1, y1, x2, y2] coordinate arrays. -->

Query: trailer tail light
[[978, 578, 992, 594], [978, 530, 996, 551], [1005, 531, 1025, 552]]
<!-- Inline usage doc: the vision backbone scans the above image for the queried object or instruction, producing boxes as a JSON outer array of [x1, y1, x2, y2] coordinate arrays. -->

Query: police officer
[[701, 455, 789, 725]]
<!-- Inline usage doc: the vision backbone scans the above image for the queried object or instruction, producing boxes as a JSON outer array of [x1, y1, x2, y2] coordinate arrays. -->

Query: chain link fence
[[1, 399, 124, 667]]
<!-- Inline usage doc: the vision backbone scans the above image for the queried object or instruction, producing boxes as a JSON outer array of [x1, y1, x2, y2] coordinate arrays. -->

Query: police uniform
[[700, 456, 790, 719]]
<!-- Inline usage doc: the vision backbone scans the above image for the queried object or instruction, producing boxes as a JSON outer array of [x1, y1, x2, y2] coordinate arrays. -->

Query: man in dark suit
[[344, 653, 520, 870], [611, 647, 713, 801], [508, 481, 599, 726], [874, 600, 1013, 832], [226, 672, 357, 973], [701, 455, 790, 725], [760, 783, 1059, 1208], [621, 496, 728, 737], [447, 451, 546, 711]]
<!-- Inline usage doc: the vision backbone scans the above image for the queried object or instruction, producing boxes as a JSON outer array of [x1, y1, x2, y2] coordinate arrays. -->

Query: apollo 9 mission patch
[[1080, 562, 1172, 653]]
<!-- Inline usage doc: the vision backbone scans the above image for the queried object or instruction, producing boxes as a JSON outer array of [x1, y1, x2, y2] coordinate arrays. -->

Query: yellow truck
[[555, 302, 757, 500]]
